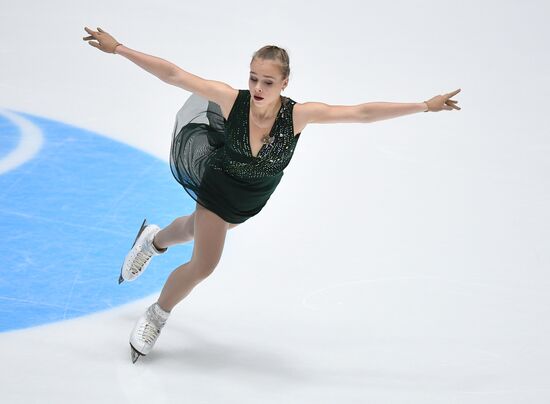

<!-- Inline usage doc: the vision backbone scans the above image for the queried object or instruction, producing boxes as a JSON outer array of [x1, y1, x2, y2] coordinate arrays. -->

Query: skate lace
[[139, 323, 160, 345], [129, 247, 153, 276]]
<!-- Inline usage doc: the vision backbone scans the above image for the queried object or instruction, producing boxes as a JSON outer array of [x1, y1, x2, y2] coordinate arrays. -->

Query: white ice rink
[[1, 0, 549, 403]]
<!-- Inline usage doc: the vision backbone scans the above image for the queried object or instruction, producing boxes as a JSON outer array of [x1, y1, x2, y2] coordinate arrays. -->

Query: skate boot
[[119, 218, 167, 284], [129, 302, 170, 363]]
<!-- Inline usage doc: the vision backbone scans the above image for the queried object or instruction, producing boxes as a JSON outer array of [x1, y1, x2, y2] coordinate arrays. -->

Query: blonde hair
[[251, 45, 290, 80]]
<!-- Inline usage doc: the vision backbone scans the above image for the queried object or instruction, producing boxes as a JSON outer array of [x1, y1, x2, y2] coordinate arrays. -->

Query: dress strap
[[226, 89, 247, 124]]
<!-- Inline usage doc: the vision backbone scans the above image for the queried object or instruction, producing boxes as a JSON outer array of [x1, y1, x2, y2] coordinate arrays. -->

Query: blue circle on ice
[[0, 109, 194, 332]]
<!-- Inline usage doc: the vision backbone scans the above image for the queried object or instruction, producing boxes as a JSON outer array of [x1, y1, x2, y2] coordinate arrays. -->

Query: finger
[[84, 27, 97, 37], [83, 35, 94, 41], [446, 88, 461, 97], [88, 41, 100, 48], [446, 101, 460, 110], [445, 96, 459, 103], [97, 27, 104, 32]]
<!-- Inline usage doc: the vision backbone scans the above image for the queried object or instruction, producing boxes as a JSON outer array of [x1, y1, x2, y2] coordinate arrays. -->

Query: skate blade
[[130, 343, 144, 363], [118, 218, 148, 284]]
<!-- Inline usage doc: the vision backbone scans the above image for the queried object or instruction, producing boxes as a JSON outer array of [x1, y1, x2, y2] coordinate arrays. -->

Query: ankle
[[152, 234, 168, 253], [155, 301, 171, 314], [147, 302, 170, 327], [156, 299, 174, 314]]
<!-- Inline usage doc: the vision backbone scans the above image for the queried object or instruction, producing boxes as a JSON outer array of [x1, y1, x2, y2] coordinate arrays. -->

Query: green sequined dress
[[169, 89, 301, 224]]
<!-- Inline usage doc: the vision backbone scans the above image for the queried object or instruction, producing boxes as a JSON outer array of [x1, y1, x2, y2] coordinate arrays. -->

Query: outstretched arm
[[82, 27, 235, 104], [297, 89, 461, 126]]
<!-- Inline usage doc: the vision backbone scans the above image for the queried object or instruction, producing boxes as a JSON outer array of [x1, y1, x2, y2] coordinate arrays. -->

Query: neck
[[251, 96, 282, 119]]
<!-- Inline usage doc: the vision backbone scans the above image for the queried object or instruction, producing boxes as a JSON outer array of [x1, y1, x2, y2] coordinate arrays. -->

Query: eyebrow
[[250, 71, 276, 79]]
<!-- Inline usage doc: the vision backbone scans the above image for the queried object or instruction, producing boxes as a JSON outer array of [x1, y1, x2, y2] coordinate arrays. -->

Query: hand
[[83, 27, 122, 54], [423, 89, 461, 112]]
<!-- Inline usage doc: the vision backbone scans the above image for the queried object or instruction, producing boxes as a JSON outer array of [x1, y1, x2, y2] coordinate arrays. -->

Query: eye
[[266, 82, 273, 85], [250, 77, 257, 82]]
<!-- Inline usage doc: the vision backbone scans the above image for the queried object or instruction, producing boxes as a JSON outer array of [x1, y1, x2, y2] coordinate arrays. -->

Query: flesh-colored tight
[[152, 203, 239, 312]]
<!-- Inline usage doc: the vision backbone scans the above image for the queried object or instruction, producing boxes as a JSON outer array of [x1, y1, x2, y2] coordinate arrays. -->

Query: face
[[249, 57, 288, 106]]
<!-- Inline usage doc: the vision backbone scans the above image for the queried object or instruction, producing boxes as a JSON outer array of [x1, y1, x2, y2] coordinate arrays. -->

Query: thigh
[[191, 204, 230, 270], [193, 202, 240, 230]]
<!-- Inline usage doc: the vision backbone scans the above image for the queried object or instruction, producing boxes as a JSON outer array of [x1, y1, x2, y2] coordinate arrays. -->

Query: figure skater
[[82, 26, 461, 363]]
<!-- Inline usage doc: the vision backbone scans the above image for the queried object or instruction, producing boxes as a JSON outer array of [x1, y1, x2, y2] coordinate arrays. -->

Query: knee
[[189, 259, 219, 281], [188, 248, 223, 280]]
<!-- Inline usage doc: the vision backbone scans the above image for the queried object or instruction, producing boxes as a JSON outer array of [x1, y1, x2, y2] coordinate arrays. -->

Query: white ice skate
[[118, 218, 166, 284], [129, 303, 170, 363]]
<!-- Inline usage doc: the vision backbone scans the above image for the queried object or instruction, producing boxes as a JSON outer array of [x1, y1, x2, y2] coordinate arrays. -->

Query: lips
[[254, 95, 264, 100]]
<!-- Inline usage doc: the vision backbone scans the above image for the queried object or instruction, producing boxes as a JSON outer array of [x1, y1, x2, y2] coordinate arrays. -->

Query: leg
[[153, 207, 240, 250], [153, 211, 196, 249], [156, 204, 230, 312]]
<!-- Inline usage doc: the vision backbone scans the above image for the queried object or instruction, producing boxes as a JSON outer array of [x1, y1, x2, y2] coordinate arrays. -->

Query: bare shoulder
[[292, 102, 309, 135], [199, 80, 239, 120], [168, 70, 238, 120]]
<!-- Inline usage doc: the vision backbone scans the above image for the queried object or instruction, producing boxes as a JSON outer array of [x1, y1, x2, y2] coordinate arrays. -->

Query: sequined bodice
[[220, 89, 301, 182]]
